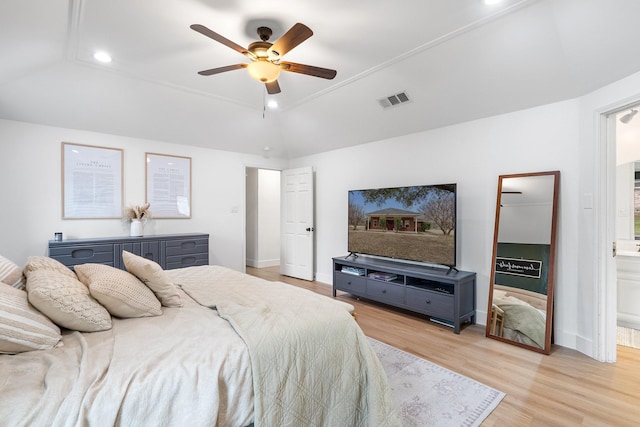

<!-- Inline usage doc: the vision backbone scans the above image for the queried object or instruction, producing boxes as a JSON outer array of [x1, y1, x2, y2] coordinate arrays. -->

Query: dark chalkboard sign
[[495, 257, 542, 279]]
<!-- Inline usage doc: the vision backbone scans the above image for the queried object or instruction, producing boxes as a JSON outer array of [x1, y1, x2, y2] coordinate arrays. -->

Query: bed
[[0, 253, 400, 426], [491, 284, 547, 349]]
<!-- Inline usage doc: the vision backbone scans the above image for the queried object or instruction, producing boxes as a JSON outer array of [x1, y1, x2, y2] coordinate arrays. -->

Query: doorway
[[245, 167, 281, 270], [613, 104, 640, 351], [600, 101, 640, 361]]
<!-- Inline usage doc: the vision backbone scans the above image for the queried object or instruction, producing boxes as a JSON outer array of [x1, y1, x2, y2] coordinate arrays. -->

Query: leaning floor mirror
[[486, 171, 560, 354]]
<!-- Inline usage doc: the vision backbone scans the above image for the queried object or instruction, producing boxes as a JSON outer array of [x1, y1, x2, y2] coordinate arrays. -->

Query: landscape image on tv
[[348, 184, 456, 266]]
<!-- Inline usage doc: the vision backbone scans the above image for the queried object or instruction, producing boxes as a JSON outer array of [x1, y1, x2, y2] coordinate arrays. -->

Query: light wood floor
[[247, 266, 640, 426]]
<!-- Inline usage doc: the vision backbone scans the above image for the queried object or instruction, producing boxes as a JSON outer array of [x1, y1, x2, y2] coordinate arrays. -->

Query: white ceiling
[[2, 0, 640, 159]]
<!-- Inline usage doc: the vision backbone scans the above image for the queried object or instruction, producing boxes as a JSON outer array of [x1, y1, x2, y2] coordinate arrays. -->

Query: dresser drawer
[[334, 272, 366, 294], [165, 253, 209, 270], [406, 287, 453, 318], [165, 238, 209, 256], [366, 280, 404, 305], [49, 244, 115, 268]]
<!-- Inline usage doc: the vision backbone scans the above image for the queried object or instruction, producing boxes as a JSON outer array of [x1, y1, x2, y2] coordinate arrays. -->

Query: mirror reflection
[[486, 171, 559, 354]]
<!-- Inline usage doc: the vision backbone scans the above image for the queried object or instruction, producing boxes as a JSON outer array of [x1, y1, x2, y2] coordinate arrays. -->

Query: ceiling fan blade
[[280, 62, 337, 80], [269, 23, 313, 57], [265, 80, 281, 94], [190, 24, 249, 57], [197, 64, 247, 76]]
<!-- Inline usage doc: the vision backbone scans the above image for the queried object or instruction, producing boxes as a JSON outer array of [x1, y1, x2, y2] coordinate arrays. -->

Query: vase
[[130, 219, 143, 237]]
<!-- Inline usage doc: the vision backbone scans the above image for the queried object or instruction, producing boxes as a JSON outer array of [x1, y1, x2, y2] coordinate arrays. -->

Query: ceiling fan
[[190, 22, 337, 94]]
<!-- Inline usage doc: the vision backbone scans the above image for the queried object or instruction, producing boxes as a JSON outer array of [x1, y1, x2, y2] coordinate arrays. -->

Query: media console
[[332, 255, 476, 334]]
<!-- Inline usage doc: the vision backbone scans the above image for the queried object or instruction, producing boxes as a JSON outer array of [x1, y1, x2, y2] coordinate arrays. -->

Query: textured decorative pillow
[[0, 283, 62, 354], [0, 254, 25, 290], [23, 256, 76, 279], [74, 264, 162, 318], [122, 251, 182, 307], [26, 269, 112, 332]]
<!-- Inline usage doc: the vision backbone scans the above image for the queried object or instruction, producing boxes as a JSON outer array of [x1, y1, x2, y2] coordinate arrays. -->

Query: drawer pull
[[382, 289, 387, 294], [180, 241, 196, 249], [425, 300, 431, 304], [71, 248, 94, 259], [347, 281, 352, 285]]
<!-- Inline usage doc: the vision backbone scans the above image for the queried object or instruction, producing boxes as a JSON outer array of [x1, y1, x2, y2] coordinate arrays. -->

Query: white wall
[[290, 99, 580, 350], [0, 119, 287, 271]]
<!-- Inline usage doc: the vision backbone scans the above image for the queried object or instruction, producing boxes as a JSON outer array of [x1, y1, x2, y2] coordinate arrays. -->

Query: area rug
[[617, 326, 640, 349], [368, 337, 505, 427]]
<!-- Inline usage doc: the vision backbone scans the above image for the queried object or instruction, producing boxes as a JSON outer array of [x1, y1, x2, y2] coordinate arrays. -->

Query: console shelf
[[332, 256, 476, 333]]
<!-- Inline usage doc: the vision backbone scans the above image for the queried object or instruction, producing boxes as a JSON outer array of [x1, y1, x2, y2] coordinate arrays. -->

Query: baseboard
[[246, 258, 280, 268], [256, 259, 280, 268]]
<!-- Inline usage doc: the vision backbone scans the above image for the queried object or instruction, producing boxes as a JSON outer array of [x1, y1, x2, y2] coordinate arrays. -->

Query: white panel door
[[280, 167, 314, 280]]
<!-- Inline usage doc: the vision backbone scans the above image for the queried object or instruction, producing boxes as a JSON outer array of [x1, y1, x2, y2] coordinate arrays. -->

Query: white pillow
[[0, 254, 25, 290], [23, 256, 77, 279], [74, 264, 162, 318], [26, 269, 112, 332], [122, 251, 182, 307], [0, 283, 62, 354]]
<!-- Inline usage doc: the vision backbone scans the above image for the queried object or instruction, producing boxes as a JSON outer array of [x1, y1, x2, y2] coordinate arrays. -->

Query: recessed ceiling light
[[267, 100, 278, 109], [483, 0, 503, 5], [93, 51, 112, 63]]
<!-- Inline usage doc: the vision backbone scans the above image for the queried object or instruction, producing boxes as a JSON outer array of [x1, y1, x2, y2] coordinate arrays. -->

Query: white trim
[[596, 98, 640, 363]]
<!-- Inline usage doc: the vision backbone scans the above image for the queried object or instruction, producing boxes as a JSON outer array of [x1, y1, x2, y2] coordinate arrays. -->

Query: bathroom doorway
[[614, 104, 640, 351]]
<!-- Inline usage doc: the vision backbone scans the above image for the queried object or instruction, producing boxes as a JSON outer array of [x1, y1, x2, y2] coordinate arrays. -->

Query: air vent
[[378, 91, 411, 109]]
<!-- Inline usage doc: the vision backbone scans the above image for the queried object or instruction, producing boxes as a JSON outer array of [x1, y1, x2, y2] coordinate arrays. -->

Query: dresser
[[48, 233, 209, 270]]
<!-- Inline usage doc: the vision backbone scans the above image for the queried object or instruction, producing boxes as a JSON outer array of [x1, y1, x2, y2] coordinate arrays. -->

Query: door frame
[[597, 98, 640, 362], [243, 165, 283, 273]]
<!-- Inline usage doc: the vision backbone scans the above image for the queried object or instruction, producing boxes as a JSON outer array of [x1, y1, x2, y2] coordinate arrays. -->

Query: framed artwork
[[145, 152, 192, 218], [62, 142, 123, 219]]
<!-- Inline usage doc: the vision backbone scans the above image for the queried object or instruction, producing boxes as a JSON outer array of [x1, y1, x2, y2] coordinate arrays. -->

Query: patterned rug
[[617, 326, 640, 349], [369, 337, 505, 427]]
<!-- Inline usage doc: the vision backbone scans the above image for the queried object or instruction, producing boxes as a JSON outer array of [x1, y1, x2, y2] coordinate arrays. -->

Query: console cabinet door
[[405, 287, 453, 319], [334, 273, 366, 294], [366, 280, 404, 305]]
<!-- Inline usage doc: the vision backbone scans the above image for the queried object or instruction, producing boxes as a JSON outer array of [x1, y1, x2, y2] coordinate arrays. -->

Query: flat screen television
[[348, 184, 457, 267]]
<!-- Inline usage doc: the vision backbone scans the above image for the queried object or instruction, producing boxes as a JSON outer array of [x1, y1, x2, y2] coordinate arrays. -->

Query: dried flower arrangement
[[123, 203, 151, 221]]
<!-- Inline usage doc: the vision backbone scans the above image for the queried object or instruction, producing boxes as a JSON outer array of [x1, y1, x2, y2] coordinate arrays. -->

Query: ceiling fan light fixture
[[247, 60, 280, 83]]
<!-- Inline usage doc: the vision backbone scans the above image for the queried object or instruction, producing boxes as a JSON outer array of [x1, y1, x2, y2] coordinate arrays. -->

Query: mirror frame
[[485, 170, 560, 355]]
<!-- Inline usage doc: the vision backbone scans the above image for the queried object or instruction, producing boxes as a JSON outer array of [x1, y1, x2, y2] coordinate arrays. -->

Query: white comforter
[[176, 265, 401, 427], [0, 279, 254, 427]]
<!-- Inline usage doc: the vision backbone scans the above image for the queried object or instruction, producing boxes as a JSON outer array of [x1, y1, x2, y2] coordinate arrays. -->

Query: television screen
[[348, 184, 457, 266]]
